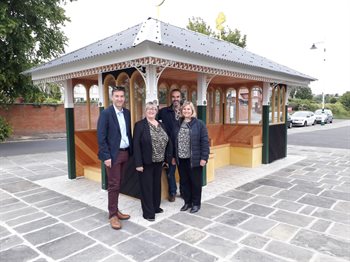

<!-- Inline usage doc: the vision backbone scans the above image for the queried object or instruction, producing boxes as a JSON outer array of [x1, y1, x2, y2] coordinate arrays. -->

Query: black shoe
[[168, 195, 176, 202], [155, 208, 163, 213], [180, 203, 192, 211], [143, 216, 155, 222], [190, 205, 200, 213]]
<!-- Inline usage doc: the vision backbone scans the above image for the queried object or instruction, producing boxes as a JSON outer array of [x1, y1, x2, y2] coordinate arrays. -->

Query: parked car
[[268, 112, 292, 128], [291, 111, 316, 127], [314, 109, 333, 124]]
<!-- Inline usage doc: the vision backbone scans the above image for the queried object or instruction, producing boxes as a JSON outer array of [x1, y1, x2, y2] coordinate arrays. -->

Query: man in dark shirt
[[157, 88, 182, 202]]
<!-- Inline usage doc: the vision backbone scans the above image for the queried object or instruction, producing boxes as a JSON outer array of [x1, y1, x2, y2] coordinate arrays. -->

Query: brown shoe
[[168, 195, 176, 202], [109, 216, 121, 230], [117, 211, 130, 220]]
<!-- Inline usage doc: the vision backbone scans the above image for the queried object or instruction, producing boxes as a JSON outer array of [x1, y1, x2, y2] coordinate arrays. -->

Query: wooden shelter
[[24, 18, 315, 196]]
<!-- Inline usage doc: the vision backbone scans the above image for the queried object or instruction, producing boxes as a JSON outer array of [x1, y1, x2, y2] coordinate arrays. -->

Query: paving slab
[[231, 247, 288, 262], [291, 229, 350, 260], [265, 223, 298, 241], [205, 223, 245, 241], [150, 218, 188, 236], [265, 240, 314, 261], [0, 245, 39, 261], [61, 244, 114, 262], [197, 235, 238, 258], [239, 217, 278, 234], [23, 223, 75, 246], [240, 233, 270, 249], [170, 243, 218, 262], [37, 232, 95, 260], [176, 228, 207, 244], [114, 237, 166, 262]]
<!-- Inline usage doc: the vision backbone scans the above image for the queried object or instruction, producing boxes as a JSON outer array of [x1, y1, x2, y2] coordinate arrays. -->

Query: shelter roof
[[24, 17, 315, 84]]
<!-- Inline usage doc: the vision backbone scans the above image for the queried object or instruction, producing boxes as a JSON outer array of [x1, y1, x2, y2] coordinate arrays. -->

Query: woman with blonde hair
[[173, 101, 209, 213], [133, 101, 172, 221]]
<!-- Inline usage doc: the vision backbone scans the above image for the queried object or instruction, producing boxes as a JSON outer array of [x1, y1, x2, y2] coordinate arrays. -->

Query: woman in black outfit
[[133, 102, 172, 221], [174, 101, 209, 213]]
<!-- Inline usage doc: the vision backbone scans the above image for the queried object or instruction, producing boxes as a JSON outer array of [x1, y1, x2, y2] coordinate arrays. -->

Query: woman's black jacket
[[133, 118, 173, 167]]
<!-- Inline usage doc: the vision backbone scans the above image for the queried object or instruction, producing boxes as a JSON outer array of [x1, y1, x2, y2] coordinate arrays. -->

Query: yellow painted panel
[[230, 147, 253, 167], [210, 146, 230, 168], [251, 147, 262, 168], [84, 166, 101, 182], [161, 171, 169, 200], [230, 146, 262, 167], [207, 153, 215, 183]]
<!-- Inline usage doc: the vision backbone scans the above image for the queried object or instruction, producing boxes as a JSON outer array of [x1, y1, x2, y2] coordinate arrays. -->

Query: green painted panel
[[99, 106, 107, 190], [197, 105, 207, 186], [262, 105, 269, 164], [65, 108, 76, 179]]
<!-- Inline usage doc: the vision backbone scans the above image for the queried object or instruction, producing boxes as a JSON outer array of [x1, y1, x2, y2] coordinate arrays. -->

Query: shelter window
[[250, 87, 262, 124], [158, 83, 168, 109], [180, 86, 188, 103], [191, 90, 197, 106], [269, 85, 285, 124], [116, 73, 130, 109], [133, 74, 146, 122], [207, 88, 214, 124], [225, 88, 237, 124], [214, 89, 221, 124], [238, 87, 249, 124]]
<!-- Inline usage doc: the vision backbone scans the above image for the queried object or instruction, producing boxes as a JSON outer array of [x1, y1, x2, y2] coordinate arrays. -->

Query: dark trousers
[[166, 163, 177, 196], [106, 151, 129, 219], [138, 162, 162, 218], [178, 158, 203, 206]]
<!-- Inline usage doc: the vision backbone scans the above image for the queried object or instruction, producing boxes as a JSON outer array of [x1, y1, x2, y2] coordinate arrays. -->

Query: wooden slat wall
[[207, 125, 226, 146], [74, 130, 99, 176], [207, 124, 262, 147]]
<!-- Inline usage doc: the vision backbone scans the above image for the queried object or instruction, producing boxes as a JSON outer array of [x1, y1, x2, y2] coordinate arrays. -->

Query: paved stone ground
[[1, 145, 350, 262]]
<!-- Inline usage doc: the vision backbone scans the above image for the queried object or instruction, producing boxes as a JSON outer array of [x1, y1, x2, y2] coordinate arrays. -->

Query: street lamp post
[[310, 42, 326, 125], [310, 42, 326, 109]]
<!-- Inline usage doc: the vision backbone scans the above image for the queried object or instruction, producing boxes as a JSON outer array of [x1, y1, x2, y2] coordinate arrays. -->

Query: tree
[[339, 91, 350, 111], [187, 17, 215, 37], [0, 0, 74, 105], [187, 16, 247, 48], [221, 28, 247, 48], [294, 87, 313, 100], [329, 97, 337, 104]]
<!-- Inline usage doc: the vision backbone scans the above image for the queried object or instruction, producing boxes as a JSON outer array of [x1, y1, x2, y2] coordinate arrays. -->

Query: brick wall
[[0, 104, 99, 136]]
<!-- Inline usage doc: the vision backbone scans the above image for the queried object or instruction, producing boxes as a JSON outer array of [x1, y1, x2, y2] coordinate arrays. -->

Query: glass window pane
[[191, 91, 197, 106], [280, 86, 285, 123], [180, 86, 188, 103], [116, 74, 130, 109], [238, 87, 249, 124], [158, 84, 168, 109], [134, 75, 145, 122], [250, 87, 262, 124], [225, 88, 236, 124], [214, 90, 221, 124], [207, 89, 214, 124]]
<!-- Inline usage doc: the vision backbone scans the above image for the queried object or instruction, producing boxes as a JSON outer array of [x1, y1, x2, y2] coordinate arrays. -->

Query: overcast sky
[[62, 0, 350, 95]]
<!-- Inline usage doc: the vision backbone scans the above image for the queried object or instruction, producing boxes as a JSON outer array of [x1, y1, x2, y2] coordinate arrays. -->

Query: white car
[[314, 109, 333, 124], [291, 111, 316, 127]]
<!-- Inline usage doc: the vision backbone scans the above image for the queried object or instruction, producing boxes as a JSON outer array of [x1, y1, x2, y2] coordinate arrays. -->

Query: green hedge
[[289, 99, 350, 118], [0, 116, 12, 142]]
